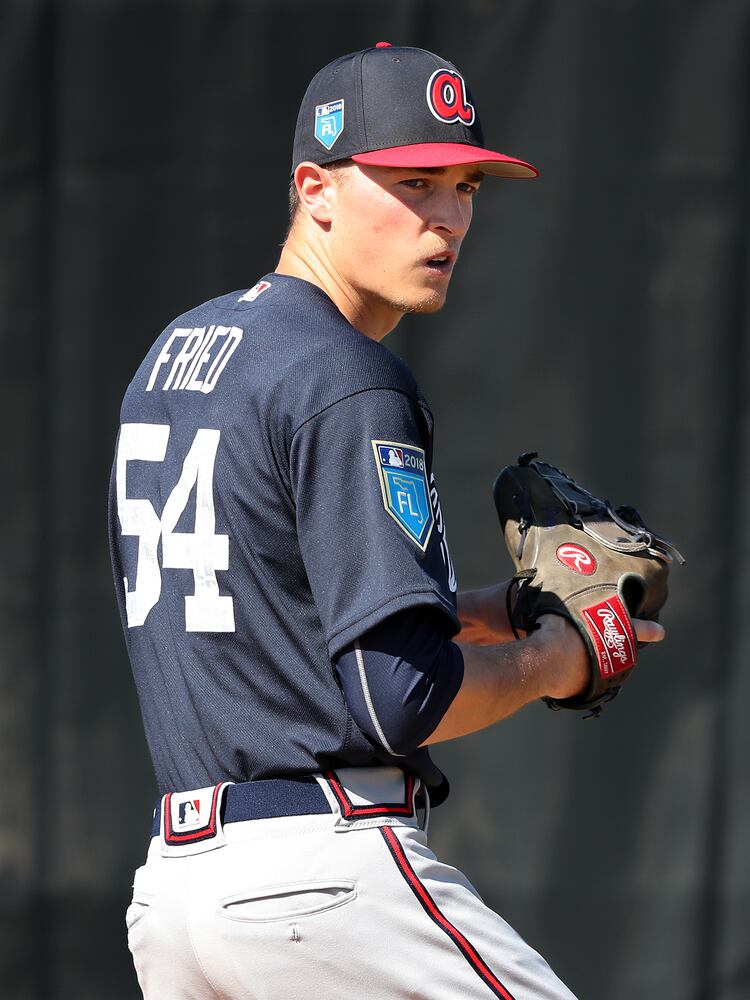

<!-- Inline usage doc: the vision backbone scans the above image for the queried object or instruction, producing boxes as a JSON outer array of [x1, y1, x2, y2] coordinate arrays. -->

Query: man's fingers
[[633, 618, 666, 644]]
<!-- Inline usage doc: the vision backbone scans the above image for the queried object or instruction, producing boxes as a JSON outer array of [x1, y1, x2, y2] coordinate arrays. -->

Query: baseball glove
[[493, 453, 684, 717]]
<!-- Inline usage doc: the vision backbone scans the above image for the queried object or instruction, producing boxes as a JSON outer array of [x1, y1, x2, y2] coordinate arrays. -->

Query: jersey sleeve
[[290, 388, 459, 658], [333, 608, 465, 756]]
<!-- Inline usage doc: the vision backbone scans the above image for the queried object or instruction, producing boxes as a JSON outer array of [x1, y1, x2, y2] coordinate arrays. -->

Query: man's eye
[[399, 178, 479, 193]]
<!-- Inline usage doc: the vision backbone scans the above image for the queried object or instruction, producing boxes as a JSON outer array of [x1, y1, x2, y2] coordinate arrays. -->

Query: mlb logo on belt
[[177, 798, 203, 830], [315, 100, 344, 150], [372, 440, 434, 550], [162, 783, 229, 846]]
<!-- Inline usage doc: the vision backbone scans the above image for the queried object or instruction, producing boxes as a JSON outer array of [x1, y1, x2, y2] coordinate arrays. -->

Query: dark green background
[[2, 1, 748, 997]]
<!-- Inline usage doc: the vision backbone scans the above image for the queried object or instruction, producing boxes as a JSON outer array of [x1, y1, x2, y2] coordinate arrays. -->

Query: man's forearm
[[421, 616, 587, 746]]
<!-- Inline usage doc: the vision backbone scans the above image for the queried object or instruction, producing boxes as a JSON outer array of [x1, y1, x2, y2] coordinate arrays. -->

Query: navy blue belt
[[151, 776, 331, 838]]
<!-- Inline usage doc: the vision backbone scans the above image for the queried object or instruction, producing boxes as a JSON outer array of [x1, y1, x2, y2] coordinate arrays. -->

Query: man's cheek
[[369, 197, 408, 236], [354, 228, 390, 267]]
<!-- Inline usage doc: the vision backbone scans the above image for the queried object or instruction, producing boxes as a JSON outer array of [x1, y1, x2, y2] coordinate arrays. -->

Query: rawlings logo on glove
[[493, 453, 684, 716], [556, 543, 597, 575], [583, 596, 636, 674]]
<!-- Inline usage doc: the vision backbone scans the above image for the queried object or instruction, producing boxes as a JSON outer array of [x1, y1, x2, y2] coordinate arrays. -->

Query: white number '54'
[[115, 423, 235, 632]]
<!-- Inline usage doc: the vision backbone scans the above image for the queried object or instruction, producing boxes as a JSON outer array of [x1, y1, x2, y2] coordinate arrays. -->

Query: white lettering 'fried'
[[146, 326, 243, 393]]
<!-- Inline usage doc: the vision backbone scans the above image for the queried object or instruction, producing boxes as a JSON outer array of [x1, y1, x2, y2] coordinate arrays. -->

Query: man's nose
[[429, 190, 471, 238]]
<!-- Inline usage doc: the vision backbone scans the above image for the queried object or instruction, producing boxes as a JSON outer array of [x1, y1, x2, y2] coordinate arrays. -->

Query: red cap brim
[[351, 142, 538, 178]]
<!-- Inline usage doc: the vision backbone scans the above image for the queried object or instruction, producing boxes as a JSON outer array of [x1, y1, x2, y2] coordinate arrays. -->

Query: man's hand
[[493, 453, 682, 715], [422, 613, 666, 746], [534, 614, 666, 702]]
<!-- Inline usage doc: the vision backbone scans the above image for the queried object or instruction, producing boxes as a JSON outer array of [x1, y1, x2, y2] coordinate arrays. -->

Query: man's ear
[[294, 162, 339, 225]]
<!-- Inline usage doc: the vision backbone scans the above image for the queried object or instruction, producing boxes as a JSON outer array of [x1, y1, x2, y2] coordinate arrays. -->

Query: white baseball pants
[[126, 768, 578, 1000]]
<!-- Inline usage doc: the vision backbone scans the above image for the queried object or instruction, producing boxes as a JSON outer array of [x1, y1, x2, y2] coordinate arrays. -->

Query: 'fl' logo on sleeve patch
[[372, 440, 434, 550]]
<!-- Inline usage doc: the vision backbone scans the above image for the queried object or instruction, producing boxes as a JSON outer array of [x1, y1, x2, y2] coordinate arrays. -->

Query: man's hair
[[286, 159, 351, 238]]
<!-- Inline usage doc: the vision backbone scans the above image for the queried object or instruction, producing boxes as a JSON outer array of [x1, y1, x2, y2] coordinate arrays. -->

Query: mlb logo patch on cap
[[315, 99, 344, 150], [372, 440, 433, 550]]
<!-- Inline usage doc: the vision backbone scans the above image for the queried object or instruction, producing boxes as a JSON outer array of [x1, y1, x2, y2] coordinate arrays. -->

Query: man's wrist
[[527, 615, 590, 700]]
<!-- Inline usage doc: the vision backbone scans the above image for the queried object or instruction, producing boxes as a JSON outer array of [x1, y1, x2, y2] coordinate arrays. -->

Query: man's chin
[[394, 289, 447, 316]]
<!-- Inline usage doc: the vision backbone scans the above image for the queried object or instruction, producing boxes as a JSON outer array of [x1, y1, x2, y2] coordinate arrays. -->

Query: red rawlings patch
[[581, 595, 636, 678], [556, 543, 597, 575]]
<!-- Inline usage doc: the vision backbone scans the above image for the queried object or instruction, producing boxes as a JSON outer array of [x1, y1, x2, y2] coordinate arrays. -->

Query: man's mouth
[[423, 251, 456, 274]]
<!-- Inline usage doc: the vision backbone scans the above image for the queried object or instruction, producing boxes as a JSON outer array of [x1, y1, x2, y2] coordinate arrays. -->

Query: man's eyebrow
[[387, 166, 485, 183]]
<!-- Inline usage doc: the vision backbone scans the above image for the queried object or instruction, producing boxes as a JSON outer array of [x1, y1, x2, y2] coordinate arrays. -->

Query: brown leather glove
[[493, 453, 684, 717]]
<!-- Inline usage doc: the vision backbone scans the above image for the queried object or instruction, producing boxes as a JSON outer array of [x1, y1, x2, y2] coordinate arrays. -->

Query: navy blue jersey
[[108, 274, 459, 796]]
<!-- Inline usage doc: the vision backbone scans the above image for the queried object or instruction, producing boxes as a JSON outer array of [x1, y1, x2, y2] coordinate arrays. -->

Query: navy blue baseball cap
[[292, 42, 538, 179]]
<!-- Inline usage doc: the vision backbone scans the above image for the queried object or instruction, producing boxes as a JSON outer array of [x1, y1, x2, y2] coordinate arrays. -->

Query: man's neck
[[275, 238, 400, 342]]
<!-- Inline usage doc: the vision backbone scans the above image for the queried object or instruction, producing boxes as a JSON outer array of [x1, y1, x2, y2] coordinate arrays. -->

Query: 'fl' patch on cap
[[315, 99, 344, 150], [372, 440, 433, 550]]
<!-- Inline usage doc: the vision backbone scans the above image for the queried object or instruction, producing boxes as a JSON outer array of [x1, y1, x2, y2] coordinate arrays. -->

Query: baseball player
[[109, 42, 664, 999]]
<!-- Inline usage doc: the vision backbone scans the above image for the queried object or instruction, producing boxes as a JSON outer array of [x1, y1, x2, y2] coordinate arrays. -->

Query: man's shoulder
[[122, 274, 423, 428], [149, 274, 310, 331], [239, 275, 423, 420]]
